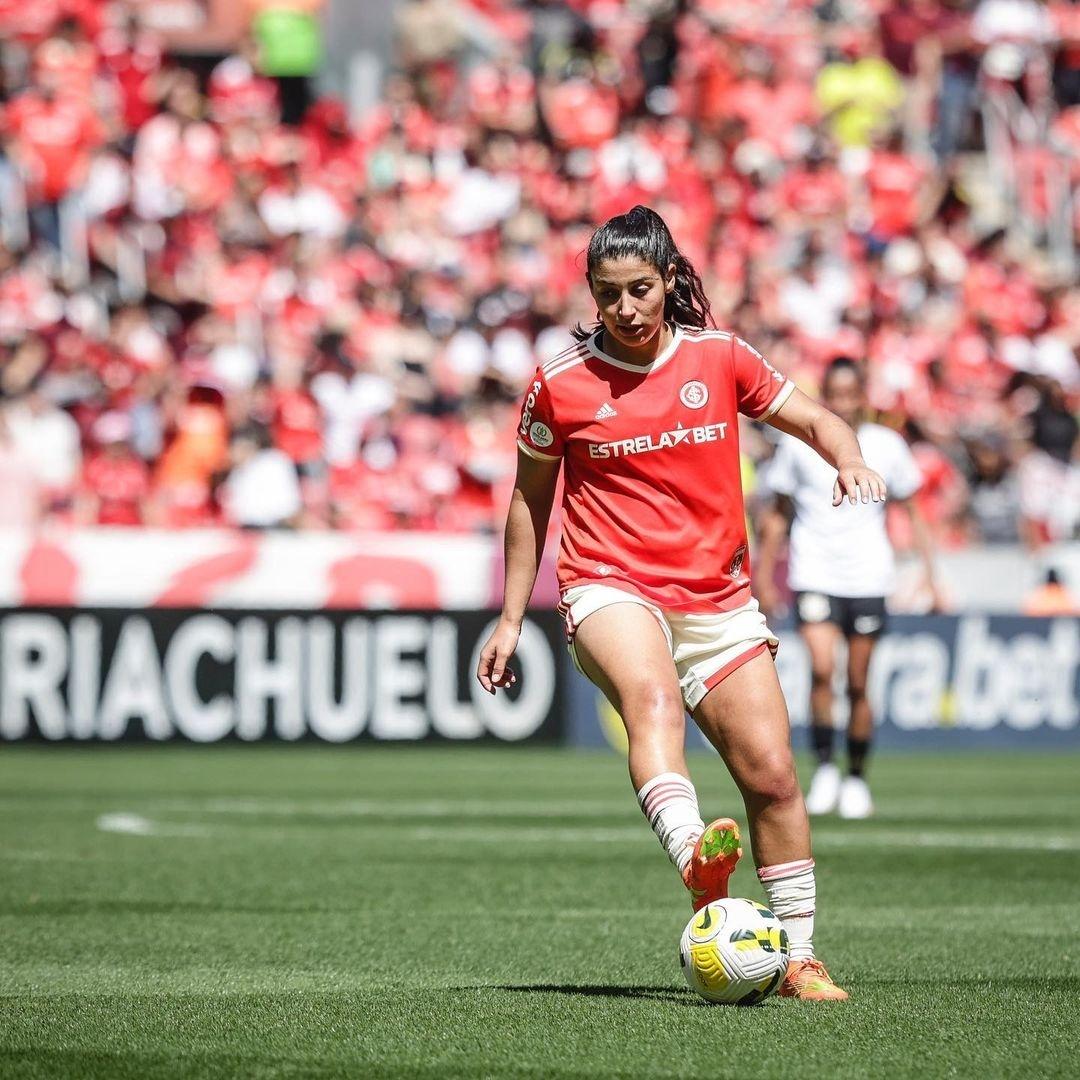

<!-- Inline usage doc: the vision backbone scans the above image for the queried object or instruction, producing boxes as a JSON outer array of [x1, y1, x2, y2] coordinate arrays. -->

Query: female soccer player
[[477, 206, 886, 1002], [755, 358, 940, 819]]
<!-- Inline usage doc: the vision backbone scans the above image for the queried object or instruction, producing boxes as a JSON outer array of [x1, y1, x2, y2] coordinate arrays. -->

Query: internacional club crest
[[730, 545, 746, 579], [679, 380, 709, 409]]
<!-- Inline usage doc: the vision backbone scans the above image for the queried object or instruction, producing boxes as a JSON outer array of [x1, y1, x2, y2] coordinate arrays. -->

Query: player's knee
[[743, 753, 800, 807], [810, 667, 832, 693], [848, 678, 868, 703], [623, 682, 684, 732]]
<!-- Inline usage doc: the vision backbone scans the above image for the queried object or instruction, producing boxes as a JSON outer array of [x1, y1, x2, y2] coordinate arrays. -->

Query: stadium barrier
[[0, 607, 1076, 747], [1, 528, 1077, 612]]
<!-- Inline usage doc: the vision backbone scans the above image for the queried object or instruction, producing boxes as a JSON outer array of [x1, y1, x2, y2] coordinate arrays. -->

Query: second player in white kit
[[756, 359, 940, 818]]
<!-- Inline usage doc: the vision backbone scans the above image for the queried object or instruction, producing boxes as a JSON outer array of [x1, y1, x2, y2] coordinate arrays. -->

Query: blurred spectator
[[250, 0, 325, 126], [965, 433, 1023, 542], [0, 407, 41, 527], [1023, 566, 1078, 615], [154, 386, 230, 527], [5, 382, 82, 505], [2, 79, 105, 257], [77, 412, 150, 526], [1018, 377, 1080, 544], [397, 0, 465, 69], [221, 424, 302, 528], [0, 0, 1075, 546], [816, 27, 905, 147], [257, 161, 347, 239]]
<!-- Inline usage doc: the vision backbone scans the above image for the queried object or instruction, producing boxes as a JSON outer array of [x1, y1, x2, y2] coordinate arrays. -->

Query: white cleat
[[838, 776, 874, 819], [804, 763, 841, 816]]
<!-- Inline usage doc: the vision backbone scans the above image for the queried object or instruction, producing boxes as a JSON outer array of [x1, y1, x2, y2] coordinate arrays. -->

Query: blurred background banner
[[0, 527, 496, 608], [0, 527, 1076, 610], [567, 616, 1080, 750], [0, 606, 565, 743], [2, 602, 1073, 746]]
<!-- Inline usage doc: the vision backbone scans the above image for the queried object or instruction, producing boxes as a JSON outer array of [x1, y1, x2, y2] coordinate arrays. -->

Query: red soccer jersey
[[517, 327, 794, 612]]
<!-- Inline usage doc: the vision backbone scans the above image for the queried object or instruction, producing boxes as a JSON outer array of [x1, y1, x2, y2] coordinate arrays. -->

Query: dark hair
[[572, 205, 713, 341], [822, 356, 866, 392]]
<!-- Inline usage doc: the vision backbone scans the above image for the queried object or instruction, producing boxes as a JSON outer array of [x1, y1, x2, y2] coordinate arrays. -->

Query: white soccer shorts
[[559, 583, 779, 713]]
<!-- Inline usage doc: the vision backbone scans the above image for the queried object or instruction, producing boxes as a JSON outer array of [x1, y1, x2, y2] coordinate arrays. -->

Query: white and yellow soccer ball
[[679, 898, 789, 1005]]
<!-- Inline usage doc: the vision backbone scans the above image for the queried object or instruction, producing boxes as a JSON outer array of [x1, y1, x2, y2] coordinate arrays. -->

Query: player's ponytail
[[572, 205, 714, 341]]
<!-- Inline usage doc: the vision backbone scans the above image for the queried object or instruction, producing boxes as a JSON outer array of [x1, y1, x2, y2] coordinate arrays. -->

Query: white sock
[[636, 773, 704, 876], [758, 858, 816, 961]]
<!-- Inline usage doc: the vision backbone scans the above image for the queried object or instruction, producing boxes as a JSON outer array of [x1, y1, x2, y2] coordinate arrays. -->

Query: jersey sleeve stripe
[[754, 379, 796, 421], [517, 438, 561, 462], [541, 343, 588, 375], [543, 354, 587, 381]]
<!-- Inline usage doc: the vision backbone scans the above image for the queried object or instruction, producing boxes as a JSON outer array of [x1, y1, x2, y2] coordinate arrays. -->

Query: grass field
[[1, 746, 1078, 1079]]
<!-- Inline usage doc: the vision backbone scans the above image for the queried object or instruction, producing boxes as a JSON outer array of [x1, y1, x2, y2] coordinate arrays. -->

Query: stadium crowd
[[0, 0, 1077, 547]]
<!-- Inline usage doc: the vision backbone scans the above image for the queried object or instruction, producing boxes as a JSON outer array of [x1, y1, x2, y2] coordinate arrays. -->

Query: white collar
[[586, 324, 684, 373]]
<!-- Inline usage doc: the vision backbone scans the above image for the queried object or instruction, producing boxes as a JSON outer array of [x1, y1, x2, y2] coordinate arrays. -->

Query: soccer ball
[[679, 898, 789, 1005]]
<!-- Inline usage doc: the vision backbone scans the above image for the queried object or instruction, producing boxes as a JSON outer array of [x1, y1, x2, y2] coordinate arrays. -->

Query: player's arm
[[476, 450, 560, 694], [765, 387, 887, 506]]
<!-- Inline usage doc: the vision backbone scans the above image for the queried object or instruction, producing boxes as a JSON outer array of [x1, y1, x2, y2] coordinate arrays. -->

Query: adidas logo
[[594, 402, 618, 420]]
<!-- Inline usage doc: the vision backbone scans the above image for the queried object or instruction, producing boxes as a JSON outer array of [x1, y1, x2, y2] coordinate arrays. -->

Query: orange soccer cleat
[[682, 817, 742, 912], [778, 958, 849, 1002]]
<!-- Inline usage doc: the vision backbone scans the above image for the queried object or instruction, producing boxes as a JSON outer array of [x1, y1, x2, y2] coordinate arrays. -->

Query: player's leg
[[570, 600, 741, 901], [692, 651, 848, 1001], [798, 605, 842, 815], [692, 651, 807, 869], [838, 626, 879, 819]]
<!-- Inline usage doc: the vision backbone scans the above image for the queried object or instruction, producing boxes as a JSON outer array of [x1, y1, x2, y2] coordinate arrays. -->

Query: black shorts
[[792, 592, 888, 637]]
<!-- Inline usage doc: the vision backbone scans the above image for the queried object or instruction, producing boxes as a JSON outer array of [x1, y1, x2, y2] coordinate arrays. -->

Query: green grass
[[1, 747, 1078, 1079]]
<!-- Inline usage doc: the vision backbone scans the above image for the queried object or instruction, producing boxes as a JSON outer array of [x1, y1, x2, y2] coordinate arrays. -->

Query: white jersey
[[762, 422, 921, 598]]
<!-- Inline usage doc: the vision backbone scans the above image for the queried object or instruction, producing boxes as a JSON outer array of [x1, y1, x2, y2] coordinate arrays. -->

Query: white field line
[[91, 812, 1080, 852], [150, 795, 1080, 824], [404, 825, 1080, 852], [154, 798, 631, 818], [95, 812, 213, 838], [2, 793, 1075, 819]]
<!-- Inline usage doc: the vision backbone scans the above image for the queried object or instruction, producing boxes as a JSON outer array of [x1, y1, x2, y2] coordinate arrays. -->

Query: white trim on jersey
[[755, 380, 796, 422], [541, 342, 588, 377], [516, 438, 561, 462], [544, 350, 588, 382], [681, 329, 733, 343], [585, 326, 685, 373]]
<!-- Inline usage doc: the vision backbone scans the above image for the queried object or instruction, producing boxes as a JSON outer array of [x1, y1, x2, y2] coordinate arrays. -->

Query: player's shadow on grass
[[484, 984, 700, 1005]]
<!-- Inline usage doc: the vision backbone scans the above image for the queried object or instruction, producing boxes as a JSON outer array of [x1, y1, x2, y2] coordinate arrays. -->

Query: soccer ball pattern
[[679, 898, 790, 1005]]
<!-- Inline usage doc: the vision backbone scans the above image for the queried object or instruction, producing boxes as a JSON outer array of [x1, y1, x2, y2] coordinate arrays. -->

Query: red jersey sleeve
[[731, 336, 795, 420], [516, 369, 565, 461]]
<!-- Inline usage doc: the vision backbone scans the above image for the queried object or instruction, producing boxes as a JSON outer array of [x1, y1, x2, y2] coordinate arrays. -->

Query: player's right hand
[[832, 461, 887, 507], [476, 618, 520, 695]]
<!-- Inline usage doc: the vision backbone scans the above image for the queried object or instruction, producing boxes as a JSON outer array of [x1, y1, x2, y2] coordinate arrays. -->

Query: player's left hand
[[833, 462, 887, 507]]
